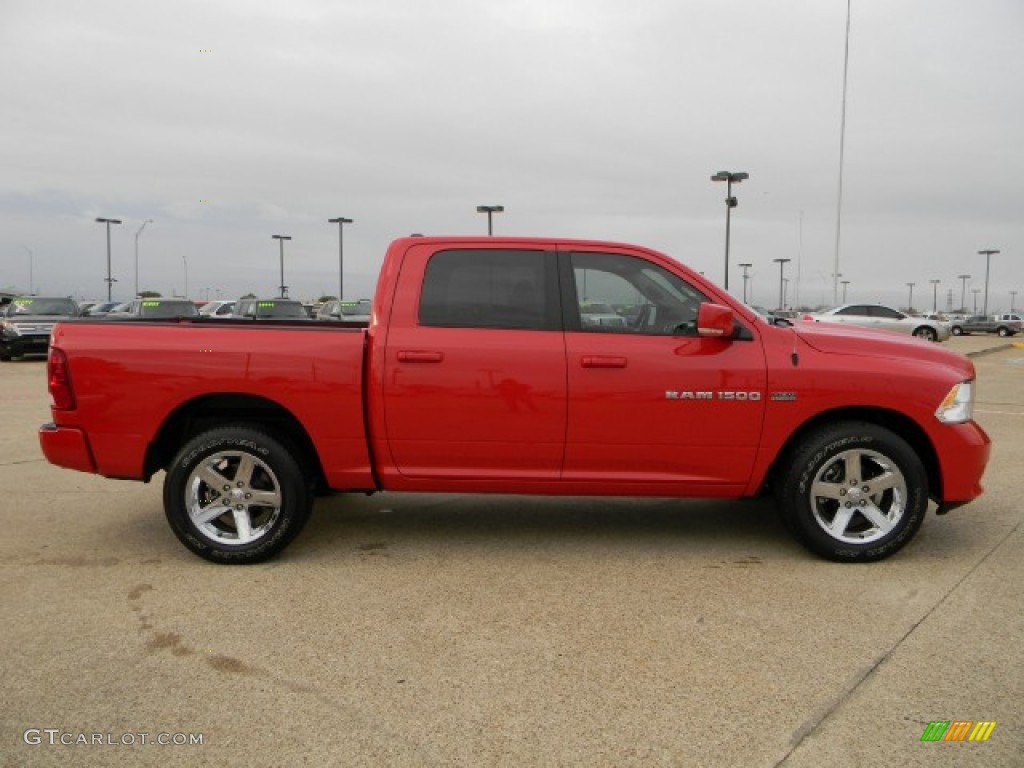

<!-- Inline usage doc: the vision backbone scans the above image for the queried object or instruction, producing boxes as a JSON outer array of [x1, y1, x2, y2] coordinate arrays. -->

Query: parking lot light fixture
[[476, 205, 504, 236], [957, 274, 971, 314], [978, 249, 1000, 315], [738, 262, 753, 303], [272, 235, 292, 298], [1011, 290, 1018, 314], [906, 282, 915, 313], [96, 217, 123, 301], [328, 217, 354, 301], [773, 257, 791, 311], [972, 288, 980, 314], [711, 171, 749, 291], [930, 279, 941, 312], [134, 219, 153, 297]]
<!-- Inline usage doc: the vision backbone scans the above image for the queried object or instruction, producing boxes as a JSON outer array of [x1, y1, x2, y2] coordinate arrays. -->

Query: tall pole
[[711, 171, 749, 291], [181, 254, 188, 299], [328, 217, 354, 301], [738, 262, 753, 303], [906, 282, 915, 312], [136, 219, 153, 301], [476, 205, 504, 236], [978, 249, 999, 315], [773, 258, 791, 311], [930, 279, 940, 312], [22, 246, 33, 294], [1011, 290, 1017, 314], [96, 217, 122, 302], [272, 235, 291, 298], [833, 0, 852, 305], [972, 289, 980, 313], [957, 274, 971, 313]]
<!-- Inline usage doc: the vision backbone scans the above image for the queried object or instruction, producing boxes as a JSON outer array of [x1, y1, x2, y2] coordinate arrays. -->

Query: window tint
[[570, 252, 709, 335], [871, 306, 903, 320], [836, 305, 870, 316], [419, 249, 552, 330]]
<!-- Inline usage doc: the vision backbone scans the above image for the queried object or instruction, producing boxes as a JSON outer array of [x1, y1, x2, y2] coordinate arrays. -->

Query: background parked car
[[317, 299, 372, 323], [107, 298, 201, 319], [579, 302, 628, 329], [948, 314, 1022, 337], [234, 298, 309, 319], [82, 301, 122, 316], [198, 300, 236, 317], [802, 303, 950, 342], [1, 296, 80, 361]]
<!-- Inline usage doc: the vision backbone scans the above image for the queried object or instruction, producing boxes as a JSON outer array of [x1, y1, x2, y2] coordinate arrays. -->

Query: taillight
[[48, 348, 76, 410]]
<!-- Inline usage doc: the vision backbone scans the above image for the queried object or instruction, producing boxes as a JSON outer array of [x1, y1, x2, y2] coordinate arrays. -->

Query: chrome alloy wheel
[[808, 448, 908, 544], [186, 450, 282, 546]]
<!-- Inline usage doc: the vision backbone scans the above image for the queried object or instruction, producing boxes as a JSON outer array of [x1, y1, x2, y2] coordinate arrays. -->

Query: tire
[[997, 326, 1010, 337], [913, 326, 937, 342], [776, 422, 928, 562], [950, 326, 963, 336], [163, 426, 312, 564]]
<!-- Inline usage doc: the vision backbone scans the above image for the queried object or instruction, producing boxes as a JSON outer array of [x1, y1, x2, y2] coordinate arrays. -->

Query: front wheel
[[913, 326, 938, 342], [776, 423, 928, 562], [997, 326, 1010, 337], [950, 326, 964, 336], [163, 426, 312, 564]]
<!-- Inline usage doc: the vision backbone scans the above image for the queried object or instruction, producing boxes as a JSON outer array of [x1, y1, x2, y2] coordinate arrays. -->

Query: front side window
[[570, 252, 709, 335], [419, 249, 554, 330]]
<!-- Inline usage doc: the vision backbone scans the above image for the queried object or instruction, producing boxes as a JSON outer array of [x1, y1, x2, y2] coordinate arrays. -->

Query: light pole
[[957, 274, 971, 314], [272, 235, 291, 298], [22, 246, 33, 294], [328, 217, 354, 301], [978, 249, 999, 315], [906, 282, 915, 312], [972, 288, 980, 314], [181, 254, 189, 299], [134, 219, 153, 297], [711, 171, 749, 291], [96, 217, 122, 301], [738, 262, 753, 303], [929, 279, 940, 312], [773, 258, 791, 311], [841, 280, 850, 302], [1011, 290, 1018, 314], [476, 205, 504, 236]]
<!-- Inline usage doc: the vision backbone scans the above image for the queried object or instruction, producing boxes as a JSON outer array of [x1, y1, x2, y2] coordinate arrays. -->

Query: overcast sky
[[3, 0, 1022, 311]]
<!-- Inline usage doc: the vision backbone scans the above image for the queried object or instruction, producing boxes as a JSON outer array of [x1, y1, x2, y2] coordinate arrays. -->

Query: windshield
[[255, 301, 307, 318], [139, 301, 200, 318], [8, 298, 78, 316]]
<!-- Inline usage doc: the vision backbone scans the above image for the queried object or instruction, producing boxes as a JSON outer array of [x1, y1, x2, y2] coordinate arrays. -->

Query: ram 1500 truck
[[39, 237, 991, 564]]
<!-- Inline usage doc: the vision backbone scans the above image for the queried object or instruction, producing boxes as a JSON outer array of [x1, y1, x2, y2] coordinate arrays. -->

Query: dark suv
[[0, 296, 80, 361]]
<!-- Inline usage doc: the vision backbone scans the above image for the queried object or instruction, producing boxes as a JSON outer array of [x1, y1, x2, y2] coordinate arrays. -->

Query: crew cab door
[[560, 248, 767, 491], [378, 243, 566, 481]]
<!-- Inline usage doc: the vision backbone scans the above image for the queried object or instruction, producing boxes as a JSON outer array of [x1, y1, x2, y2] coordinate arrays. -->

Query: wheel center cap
[[228, 488, 246, 503], [849, 487, 863, 501]]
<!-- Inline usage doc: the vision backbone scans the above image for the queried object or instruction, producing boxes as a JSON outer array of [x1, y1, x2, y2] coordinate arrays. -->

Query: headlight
[[1, 322, 20, 337], [935, 380, 974, 424]]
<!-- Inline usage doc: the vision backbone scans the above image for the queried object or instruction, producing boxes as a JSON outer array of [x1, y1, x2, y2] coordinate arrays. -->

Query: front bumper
[[2, 335, 51, 356]]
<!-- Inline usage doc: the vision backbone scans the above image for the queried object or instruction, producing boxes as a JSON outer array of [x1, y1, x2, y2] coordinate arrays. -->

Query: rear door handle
[[397, 350, 444, 363], [581, 355, 627, 369]]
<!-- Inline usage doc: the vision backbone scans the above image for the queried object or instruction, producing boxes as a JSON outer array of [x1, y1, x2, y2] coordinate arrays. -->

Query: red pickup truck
[[39, 237, 990, 564]]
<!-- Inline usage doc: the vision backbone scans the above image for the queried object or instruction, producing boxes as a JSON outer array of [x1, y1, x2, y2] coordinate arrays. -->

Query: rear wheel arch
[[143, 393, 327, 491]]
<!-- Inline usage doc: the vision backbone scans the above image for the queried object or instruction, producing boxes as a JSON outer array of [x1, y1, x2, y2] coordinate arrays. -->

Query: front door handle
[[581, 355, 627, 369], [397, 351, 444, 363]]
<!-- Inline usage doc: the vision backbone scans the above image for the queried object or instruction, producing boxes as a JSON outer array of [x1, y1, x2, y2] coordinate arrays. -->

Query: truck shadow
[[297, 493, 797, 561]]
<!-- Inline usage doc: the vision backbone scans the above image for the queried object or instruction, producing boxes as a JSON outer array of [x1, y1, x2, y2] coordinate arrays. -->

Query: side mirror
[[696, 303, 735, 338]]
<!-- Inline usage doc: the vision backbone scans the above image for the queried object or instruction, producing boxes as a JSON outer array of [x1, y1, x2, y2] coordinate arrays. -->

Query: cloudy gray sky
[[3, 0, 1022, 311]]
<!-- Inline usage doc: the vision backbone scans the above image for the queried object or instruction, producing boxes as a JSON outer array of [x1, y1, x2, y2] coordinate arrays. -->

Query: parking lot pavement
[[1, 341, 1021, 767]]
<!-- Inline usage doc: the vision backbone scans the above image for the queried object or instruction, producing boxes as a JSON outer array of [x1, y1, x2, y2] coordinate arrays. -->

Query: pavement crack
[[773, 517, 1022, 767]]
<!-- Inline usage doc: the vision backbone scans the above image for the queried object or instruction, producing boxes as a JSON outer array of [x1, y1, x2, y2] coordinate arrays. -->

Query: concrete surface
[[1, 335, 1021, 767]]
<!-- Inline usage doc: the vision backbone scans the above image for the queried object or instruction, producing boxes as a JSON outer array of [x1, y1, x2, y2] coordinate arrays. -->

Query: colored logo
[[920, 720, 996, 742]]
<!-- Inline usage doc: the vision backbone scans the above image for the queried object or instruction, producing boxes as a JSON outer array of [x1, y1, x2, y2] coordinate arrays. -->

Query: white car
[[802, 303, 950, 342], [198, 300, 236, 317]]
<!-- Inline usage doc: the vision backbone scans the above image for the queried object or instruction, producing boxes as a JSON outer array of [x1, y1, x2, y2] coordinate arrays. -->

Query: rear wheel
[[950, 325, 964, 336], [776, 423, 928, 562], [163, 426, 312, 564], [997, 326, 1010, 337]]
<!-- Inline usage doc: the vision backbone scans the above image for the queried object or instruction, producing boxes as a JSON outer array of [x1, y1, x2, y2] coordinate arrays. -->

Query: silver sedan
[[801, 303, 951, 342]]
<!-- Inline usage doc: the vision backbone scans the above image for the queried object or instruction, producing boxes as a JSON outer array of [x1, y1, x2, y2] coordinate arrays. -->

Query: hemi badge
[[771, 392, 798, 402]]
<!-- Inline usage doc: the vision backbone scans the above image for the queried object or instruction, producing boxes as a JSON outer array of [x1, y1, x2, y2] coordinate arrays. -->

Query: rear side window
[[419, 249, 555, 330]]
